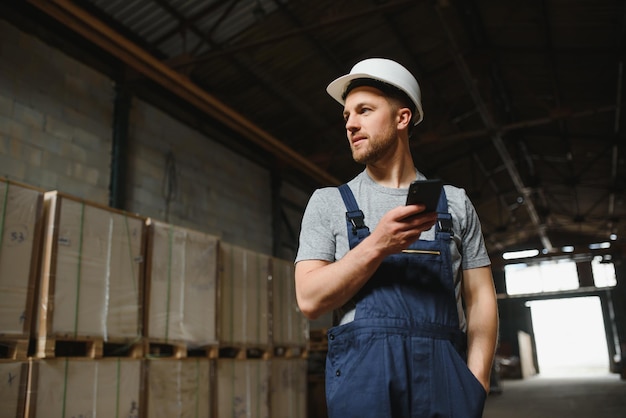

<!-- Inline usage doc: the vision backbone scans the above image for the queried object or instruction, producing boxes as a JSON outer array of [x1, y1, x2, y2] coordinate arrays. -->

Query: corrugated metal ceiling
[[87, 0, 283, 57]]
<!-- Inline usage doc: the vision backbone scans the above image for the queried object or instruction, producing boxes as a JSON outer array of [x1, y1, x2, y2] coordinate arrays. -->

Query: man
[[295, 58, 498, 417]]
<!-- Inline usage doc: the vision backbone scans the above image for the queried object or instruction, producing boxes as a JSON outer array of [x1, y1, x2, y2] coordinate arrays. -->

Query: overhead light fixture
[[610, 233, 618, 241], [561, 246, 574, 253], [502, 249, 539, 260], [589, 242, 611, 250]]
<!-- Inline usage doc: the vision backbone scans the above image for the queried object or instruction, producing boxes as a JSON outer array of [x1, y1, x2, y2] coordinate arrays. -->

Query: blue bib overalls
[[325, 184, 487, 418]]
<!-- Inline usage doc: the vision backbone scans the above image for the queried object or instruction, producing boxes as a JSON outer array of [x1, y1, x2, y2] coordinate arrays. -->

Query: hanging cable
[[163, 151, 178, 222]]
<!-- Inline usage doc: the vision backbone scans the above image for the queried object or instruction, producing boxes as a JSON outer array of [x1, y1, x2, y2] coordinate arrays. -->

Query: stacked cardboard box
[[26, 358, 142, 417], [0, 180, 44, 341], [144, 220, 219, 348], [270, 358, 307, 418], [0, 361, 29, 418], [219, 243, 270, 349], [37, 192, 145, 357], [271, 257, 308, 349], [144, 358, 213, 417], [0, 179, 311, 417], [217, 358, 269, 418]]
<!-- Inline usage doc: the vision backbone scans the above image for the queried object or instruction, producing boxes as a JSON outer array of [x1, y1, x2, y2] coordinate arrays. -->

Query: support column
[[109, 83, 131, 209]]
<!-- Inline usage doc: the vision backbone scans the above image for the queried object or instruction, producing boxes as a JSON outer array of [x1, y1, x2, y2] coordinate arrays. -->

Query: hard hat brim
[[326, 72, 424, 125]]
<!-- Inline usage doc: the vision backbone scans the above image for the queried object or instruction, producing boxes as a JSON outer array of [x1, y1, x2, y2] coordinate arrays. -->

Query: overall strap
[[338, 184, 370, 248], [436, 189, 454, 240]]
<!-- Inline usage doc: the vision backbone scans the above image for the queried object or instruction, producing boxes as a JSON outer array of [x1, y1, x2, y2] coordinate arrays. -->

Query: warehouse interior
[[1, 0, 625, 417]]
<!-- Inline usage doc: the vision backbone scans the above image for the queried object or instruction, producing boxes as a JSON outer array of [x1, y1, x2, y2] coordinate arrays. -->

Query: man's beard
[[351, 133, 395, 165]]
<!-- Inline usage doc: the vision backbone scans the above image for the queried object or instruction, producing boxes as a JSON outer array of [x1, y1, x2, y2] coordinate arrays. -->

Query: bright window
[[504, 260, 579, 295], [591, 256, 617, 287]]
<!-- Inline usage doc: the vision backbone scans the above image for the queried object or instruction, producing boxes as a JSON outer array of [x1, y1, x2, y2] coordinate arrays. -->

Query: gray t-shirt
[[295, 170, 491, 331]]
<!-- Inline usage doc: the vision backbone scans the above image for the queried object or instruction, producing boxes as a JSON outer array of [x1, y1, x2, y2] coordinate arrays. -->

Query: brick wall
[[0, 20, 112, 203], [127, 99, 273, 253], [0, 19, 290, 255]]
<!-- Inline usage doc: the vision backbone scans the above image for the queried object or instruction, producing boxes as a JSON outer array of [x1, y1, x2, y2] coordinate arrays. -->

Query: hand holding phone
[[405, 179, 443, 213]]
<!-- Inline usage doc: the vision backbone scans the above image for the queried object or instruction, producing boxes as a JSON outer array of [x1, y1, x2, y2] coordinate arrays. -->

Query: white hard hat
[[326, 58, 424, 125]]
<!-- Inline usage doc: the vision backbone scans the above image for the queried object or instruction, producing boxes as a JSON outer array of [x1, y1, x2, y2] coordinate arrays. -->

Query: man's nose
[[345, 115, 359, 131]]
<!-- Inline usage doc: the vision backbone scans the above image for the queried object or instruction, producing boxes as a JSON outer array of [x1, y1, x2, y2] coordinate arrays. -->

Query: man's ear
[[397, 107, 412, 129]]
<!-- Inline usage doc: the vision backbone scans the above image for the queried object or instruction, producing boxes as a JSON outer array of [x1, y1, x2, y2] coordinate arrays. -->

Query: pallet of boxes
[[0, 179, 309, 417], [0, 179, 44, 418], [217, 243, 272, 418], [142, 219, 219, 417], [217, 244, 309, 418], [25, 191, 145, 418], [142, 226, 309, 417], [269, 257, 309, 418]]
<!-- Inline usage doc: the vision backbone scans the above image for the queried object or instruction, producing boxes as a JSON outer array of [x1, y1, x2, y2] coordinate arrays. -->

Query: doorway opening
[[527, 297, 610, 377]]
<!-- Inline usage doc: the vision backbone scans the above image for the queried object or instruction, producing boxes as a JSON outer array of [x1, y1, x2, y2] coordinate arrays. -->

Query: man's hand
[[368, 204, 438, 257]]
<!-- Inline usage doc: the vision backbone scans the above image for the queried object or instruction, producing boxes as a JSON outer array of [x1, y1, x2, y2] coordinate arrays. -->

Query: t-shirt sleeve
[[295, 188, 338, 263], [459, 190, 492, 270]]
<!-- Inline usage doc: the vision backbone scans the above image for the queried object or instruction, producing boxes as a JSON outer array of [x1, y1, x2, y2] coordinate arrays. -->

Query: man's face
[[343, 86, 400, 165]]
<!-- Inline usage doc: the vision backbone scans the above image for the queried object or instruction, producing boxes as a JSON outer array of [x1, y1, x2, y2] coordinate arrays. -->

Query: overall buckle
[[438, 216, 454, 235], [346, 210, 367, 235]]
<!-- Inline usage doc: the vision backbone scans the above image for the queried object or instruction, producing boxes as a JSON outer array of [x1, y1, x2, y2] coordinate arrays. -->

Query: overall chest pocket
[[379, 239, 449, 290]]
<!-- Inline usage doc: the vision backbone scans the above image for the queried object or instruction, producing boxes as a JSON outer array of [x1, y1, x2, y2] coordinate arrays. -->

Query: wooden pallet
[[144, 339, 186, 358], [145, 339, 219, 359], [218, 346, 272, 360], [186, 345, 219, 359], [0, 338, 30, 361], [272, 345, 308, 359], [36, 335, 143, 359]]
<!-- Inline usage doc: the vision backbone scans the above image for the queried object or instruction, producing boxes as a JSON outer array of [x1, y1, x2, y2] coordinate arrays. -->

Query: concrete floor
[[483, 370, 626, 417]]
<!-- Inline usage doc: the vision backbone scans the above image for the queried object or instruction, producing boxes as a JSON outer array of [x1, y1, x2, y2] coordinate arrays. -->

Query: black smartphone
[[405, 179, 443, 212]]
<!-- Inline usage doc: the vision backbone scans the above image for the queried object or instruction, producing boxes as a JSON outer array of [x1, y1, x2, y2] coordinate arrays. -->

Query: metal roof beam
[[172, 0, 418, 69], [27, 0, 339, 186], [151, 0, 234, 47]]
